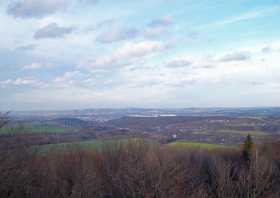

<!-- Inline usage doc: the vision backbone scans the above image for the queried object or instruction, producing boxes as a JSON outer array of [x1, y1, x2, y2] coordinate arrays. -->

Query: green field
[[168, 141, 234, 150], [37, 139, 104, 153], [38, 139, 234, 154], [0, 123, 68, 135], [215, 129, 268, 136], [37, 138, 159, 154], [192, 131, 208, 135]]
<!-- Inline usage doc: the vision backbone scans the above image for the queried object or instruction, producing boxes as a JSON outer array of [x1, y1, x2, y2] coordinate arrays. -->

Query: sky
[[0, 0, 280, 111]]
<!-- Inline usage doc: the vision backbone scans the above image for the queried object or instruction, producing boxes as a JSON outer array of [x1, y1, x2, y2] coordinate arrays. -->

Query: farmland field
[[0, 123, 70, 135], [168, 140, 236, 150], [37, 138, 159, 154], [214, 129, 268, 136], [38, 139, 235, 154]]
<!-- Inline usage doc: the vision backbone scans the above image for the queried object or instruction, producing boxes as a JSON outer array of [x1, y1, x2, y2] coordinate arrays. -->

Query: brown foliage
[[0, 140, 279, 198]]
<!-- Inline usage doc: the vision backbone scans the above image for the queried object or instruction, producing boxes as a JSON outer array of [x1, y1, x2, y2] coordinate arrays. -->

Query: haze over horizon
[[1, 0, 280, 111]]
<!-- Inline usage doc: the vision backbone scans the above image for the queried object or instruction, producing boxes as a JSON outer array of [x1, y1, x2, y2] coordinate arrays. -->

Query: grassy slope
[[37, 139, 234, 155], [214, 129, 268, 136], [37, 138, 159, 154], [0, 124, 68, 135], [37, 139, 104, 153], [168, 141, 235, 150]]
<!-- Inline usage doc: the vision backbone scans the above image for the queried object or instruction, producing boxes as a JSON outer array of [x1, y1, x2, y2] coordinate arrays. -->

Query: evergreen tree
[[243, 134, 254, 162]]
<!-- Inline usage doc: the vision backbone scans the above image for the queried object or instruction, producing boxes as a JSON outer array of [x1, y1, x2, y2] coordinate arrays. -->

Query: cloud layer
[[96, 16, 173, 43], [7, 0, 68, 18], [1, 1, 280, 110], [34, 23, 76, 39]]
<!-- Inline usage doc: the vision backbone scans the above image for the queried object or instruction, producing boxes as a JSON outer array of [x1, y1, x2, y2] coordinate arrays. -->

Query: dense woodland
[[1, 113, 280, 198]]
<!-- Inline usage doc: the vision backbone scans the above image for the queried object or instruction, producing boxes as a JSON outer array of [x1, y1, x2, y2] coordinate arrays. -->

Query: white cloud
[[34, 23, 76, 39], [95, 16, 173, 43], [148, 16, 172, 28], [52, 70, 97, 88], [165, 59, 193, 68], [0, 78, 39, 87], [115, 41, 166, 59], [54, 71, 82, 83], [96, 25, 139, 43], [7, 0, 68, 19], [7, 0, 99, 19], [83, 41, 168, 68], [219, 51, 251, 62], [3, 40, 280, 109], [144, 16, 173, 38], [2, 0, 280, 110], [23, 62, 43, 70]]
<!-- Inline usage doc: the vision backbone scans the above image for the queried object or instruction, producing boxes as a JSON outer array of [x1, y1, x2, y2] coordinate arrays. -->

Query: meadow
[[168, 140, 235, 150], [37, 138, 159, 154], [0, 123, 69, 135]]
